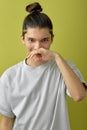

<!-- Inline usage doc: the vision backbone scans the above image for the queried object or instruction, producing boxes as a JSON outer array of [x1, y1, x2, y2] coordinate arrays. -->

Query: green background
[[0, 0, 87, 129]]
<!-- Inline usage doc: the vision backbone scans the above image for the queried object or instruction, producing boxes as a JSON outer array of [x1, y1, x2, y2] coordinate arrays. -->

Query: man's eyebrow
[[27, 37, 35, 40], [41, 36, 50, 39]]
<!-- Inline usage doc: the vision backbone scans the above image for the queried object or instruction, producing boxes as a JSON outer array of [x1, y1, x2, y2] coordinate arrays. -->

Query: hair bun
[[26, 2, 42, 13]]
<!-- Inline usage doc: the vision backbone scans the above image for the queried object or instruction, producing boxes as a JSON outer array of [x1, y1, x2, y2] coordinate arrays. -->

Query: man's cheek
[[27, 48, 33, 52]]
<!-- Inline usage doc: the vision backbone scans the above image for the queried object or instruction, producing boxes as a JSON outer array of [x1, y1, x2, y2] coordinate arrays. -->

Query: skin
[[21, 27, 85, 101], [0, 27, 86, 130], [21, 27, 54, 66], [0, 116, 15, 130]]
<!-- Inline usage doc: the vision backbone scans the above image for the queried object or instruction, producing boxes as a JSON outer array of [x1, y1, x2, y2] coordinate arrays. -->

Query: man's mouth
[[35, 53, 42, 57]]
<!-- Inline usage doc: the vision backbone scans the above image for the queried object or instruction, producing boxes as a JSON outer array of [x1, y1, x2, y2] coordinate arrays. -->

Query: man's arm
[[27, 48, 86, 101], [54, 53, 86, 101], [0, 115, 15, 130]]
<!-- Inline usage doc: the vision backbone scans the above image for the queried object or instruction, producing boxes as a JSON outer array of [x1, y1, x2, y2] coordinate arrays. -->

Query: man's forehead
[[26, 33, 51, 39], [25, 28, 51, 39]]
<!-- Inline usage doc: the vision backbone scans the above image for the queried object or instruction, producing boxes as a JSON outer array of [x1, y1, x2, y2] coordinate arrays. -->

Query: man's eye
[[28, 38, 35, 42], [41, 38, 49, 42]]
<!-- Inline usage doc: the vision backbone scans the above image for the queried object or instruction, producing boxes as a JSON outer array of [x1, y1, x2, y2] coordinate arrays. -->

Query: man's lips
[[35, 53, 42, 57]]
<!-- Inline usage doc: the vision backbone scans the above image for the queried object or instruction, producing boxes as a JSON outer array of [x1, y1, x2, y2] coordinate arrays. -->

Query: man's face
[[21, 27, 53, 53]]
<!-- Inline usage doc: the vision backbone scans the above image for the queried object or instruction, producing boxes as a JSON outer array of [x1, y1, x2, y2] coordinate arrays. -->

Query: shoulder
[[6, 61, 23, 72], [66, 60, 86, 83], [66, 60, 81, 73], [1, 61, 24, 80], [66, 60, 76, 67]]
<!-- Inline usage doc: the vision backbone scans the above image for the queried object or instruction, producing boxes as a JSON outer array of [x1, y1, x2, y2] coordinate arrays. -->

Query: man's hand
[[27, 48, 56, 61]]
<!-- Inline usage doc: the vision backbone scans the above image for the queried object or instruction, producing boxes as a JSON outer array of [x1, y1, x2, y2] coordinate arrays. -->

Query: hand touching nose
[[27, 48, 56, 61]]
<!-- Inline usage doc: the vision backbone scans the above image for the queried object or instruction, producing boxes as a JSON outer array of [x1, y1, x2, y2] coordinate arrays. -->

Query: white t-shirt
[[0, 60, 85, 130]]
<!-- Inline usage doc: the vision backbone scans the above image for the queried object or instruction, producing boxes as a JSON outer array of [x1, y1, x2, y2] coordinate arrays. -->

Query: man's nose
[[34, 42, 41, 49]]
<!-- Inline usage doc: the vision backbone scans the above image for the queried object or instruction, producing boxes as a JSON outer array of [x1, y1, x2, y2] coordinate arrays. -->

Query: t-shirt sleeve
[[0, 76, 15, 118], [65, 61, 87, 96]]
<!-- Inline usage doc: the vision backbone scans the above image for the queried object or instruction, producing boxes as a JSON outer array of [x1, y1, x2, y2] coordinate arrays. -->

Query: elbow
[[73, 92, 86, 102], [72, 84, 86, 102]]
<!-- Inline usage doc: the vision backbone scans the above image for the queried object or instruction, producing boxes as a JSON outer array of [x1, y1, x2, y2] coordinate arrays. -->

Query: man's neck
[[25, 58, 47, 67]]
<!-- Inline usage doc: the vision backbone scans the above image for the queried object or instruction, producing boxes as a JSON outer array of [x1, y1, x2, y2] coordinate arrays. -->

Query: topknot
[[26, 2, 43, 13]]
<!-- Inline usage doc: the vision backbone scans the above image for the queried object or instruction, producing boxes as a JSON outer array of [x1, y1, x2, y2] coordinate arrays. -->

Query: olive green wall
[[0, 0, 87, 129]]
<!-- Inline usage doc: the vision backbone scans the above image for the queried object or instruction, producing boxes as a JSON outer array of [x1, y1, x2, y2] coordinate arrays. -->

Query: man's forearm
[[0, 116, 15, 130], [0, 123, 13, 130], [54, 53, 86, 101]]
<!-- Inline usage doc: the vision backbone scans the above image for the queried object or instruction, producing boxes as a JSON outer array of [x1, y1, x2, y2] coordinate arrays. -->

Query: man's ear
[[21, 36, 25, 45], [51, 35, 54, 44]]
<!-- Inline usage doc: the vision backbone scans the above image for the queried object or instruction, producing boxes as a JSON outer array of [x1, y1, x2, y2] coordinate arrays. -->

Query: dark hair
[[22, 2, 54, 37]]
